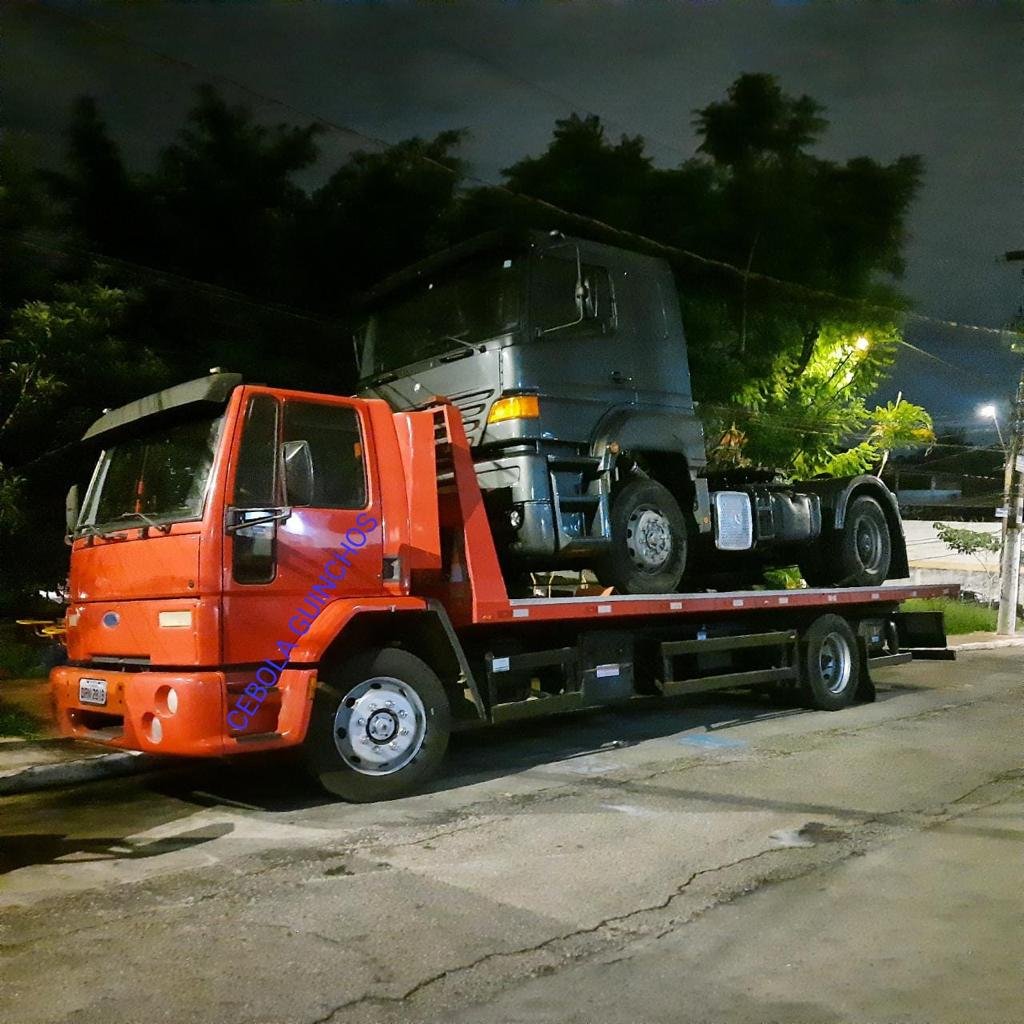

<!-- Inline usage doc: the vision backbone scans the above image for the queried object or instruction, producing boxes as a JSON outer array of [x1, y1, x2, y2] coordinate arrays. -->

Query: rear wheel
[[595, 478, 688, 595], [801, 614, 860, 711], [302, 648, 450, 802], [800, 495, 892, 587], [838, 496, 891, 586]]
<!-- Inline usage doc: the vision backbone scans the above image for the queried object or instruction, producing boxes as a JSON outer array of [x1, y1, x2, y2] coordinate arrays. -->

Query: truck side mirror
[[282, 439, 315, 506], [576, 276, 597, 319], [539, 244, 587, 336], [65, 484, 80, 534]]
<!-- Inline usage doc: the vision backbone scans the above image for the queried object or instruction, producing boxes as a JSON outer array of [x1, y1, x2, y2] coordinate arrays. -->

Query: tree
[[151, 84, 321, 298], [933, 522, 1001, 605], [0, 283, 166, 608], [46, 97, 143, 258], [720, 324, 934, 477], [0, 134, 58, 318], [502, 114, 652, 234], [304, 131, 466, 308], [695, 74, 827, 166], [478, 74, 928, 473], [681, 74, 924, 411]]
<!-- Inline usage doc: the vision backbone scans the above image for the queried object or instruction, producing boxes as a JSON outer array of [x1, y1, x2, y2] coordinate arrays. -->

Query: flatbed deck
[[496, 582, 956, 623]]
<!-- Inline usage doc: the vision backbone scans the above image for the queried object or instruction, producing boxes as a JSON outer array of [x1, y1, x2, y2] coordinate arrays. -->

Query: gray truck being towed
[[356, 229, 908, 595]]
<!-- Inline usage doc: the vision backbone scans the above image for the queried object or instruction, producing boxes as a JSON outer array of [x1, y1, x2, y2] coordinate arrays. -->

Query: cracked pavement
[[1, 650, 1021, 1023]]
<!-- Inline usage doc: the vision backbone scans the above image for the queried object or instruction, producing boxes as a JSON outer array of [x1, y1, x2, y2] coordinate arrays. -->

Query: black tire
[[800, 495, 892, 588], [801, 614, 860, 711], [836, 496, 891, 586], [302, 648, 451, 802], [594, 478, 689, 595]]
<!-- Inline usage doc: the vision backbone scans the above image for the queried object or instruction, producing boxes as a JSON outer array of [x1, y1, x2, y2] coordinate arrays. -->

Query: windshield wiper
[[117, 511, 173, 534], [439, 333, 481, 353], [439, 348, 473, 363]]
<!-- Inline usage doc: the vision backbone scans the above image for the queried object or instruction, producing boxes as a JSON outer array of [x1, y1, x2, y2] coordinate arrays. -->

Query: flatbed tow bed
[[463, 582, 956, 726], [505, 582, 953, 621], [423, 400, 956, 730]]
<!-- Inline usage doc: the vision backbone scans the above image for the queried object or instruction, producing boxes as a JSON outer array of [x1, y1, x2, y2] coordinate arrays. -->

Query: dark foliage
[[0, 74, 923, 608]]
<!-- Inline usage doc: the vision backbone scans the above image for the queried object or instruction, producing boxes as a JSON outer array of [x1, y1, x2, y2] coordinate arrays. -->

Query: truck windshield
[[79, 414, 225, 533], [357, 252, 522, 380]]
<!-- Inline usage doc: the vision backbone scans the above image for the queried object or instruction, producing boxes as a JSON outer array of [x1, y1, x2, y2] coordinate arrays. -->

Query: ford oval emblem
[[102, 611, 120, 629]]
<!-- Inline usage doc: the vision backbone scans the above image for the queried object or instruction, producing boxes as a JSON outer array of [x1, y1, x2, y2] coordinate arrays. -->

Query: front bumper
[[475, 450, 559, 559], [51, 665, 315, 756]]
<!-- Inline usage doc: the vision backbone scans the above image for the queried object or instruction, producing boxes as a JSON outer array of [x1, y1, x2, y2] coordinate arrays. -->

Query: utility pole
[[996, 372, 1024, 633], [998, 252, 1024, 634]]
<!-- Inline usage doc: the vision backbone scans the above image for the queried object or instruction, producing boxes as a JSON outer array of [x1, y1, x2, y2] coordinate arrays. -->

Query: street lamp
[[820, 335, 872, 394], [978, 403, 1006, 452]]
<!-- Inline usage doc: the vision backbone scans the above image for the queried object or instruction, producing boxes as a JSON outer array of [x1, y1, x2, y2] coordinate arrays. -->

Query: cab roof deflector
[[82, 373, 243, 443]]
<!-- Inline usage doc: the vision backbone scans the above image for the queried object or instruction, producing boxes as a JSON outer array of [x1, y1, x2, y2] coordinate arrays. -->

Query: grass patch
[[901, 597, 1019, 635], [0, 706, 41, 739]]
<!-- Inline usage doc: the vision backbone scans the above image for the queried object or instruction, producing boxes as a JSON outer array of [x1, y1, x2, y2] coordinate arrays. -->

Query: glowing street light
[[978, 403, 1006, 451], [820, 334, 872, 394]]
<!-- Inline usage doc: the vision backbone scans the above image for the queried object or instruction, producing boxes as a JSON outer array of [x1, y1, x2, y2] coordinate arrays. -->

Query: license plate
[[79, 677, 108, 706]]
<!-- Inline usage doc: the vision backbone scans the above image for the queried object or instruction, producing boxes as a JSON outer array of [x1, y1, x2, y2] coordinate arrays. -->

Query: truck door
[[518, 247, 635, 443], [221, 388, 383, 666]]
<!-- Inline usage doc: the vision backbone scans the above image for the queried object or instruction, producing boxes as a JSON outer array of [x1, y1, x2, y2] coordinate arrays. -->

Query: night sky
[[5, 0, 1022, 435]]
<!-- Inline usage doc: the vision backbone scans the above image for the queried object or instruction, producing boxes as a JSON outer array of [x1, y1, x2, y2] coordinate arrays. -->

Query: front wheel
[[302, 648, 451, 802], [594, 478, 689, 595]]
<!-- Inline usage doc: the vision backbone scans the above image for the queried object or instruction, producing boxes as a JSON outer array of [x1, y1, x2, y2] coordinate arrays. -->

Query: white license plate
[[78, 677, 108, 706]]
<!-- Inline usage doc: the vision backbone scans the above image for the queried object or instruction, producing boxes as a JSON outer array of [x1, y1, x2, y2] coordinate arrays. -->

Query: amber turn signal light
[[487, 394, 540, 424]]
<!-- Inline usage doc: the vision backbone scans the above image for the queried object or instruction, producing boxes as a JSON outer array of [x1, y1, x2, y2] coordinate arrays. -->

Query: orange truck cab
[[52, 372, 954, 802]]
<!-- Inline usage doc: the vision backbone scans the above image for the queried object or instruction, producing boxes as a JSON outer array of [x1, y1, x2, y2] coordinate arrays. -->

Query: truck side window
[[231, 394, 281, 585], [533, 256, 613, 334], [283, 402, 367, 509], [233, 394, 280, 507]]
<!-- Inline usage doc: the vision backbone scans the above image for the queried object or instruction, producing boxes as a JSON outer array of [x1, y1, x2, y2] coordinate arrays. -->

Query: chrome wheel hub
[[819, 633, 852, 694], [626, 506, 673, 571], [854, 516, 883, 571], [333, 677, 426, 775]]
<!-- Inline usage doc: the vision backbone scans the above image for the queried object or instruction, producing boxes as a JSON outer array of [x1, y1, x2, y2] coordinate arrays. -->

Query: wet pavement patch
[[679, 733, 749, 750]]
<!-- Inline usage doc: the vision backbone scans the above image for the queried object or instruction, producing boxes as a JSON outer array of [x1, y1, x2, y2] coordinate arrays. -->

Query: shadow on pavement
[[2, 687, 851, 820], [0, 821, 234, 874], [150, 689, 811, 810]]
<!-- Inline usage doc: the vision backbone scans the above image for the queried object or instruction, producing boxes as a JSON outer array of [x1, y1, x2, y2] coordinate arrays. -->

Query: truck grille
[[450, 387, 494, 443]]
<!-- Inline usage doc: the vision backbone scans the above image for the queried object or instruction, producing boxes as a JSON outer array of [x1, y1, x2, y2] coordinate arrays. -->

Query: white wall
[[901, 520, 1008, 601]]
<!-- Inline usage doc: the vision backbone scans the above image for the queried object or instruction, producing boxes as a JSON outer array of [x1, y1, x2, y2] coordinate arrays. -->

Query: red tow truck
[[52, 373, 954, 801]]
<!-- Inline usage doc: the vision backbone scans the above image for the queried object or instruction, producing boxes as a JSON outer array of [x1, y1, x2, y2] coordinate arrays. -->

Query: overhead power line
[[15, 232, 343, 330]]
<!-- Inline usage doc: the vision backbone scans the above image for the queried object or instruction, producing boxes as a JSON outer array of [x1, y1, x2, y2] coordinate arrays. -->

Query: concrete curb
[[952, 638, 1024, 651], [0, 749, 160, 797]]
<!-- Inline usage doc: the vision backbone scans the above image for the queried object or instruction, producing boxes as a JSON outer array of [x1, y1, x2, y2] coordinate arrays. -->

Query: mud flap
[[855, 637, 877, 703]]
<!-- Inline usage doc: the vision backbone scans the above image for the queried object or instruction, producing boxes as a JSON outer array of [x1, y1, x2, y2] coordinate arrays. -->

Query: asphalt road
[[1, 651, 1021, 1024]]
